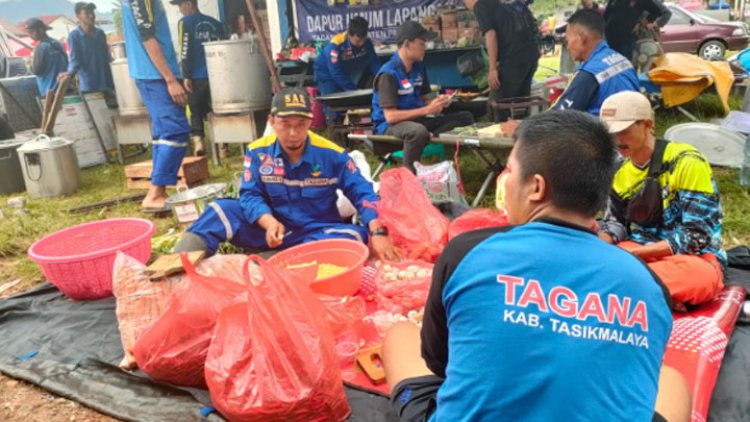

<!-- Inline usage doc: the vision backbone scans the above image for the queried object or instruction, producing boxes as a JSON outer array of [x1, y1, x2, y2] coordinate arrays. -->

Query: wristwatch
[[370, 227, 389, 237]]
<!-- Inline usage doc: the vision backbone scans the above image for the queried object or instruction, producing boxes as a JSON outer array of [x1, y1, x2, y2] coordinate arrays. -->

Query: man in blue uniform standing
[[122, 0, 190, 212], [174, 88, 399, 261], [372, 21, 474, 173], [171, 0, 225, 156], [551, 9, 639, 116], [382, 110, 691, 422], [26, 18, 68, 96], [58, 3, 114, 94], [314, 17, 381, 98]]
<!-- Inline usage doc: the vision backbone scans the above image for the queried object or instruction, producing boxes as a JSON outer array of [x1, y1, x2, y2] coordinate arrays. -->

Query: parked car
[[661, 4, 750, 60], [677, 0, 704, 11]]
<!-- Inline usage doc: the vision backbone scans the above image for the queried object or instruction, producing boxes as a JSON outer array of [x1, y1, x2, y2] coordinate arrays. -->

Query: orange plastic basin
[[269, 239, 369, 296]]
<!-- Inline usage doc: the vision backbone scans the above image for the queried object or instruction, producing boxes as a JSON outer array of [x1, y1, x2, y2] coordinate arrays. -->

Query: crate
[[125, 156, 208, 189], [440, 11, 458, 28], [423, 22, 441, 34], [458, 20, 478, 29], [442, 28, 460, 43], [460, 27, 482, 44]]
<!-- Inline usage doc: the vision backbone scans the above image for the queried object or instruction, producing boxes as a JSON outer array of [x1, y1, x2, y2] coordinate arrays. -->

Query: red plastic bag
[[448, 208, 509, 241], [375, 260, 434, 315], [133, 253, 247, 387], [319, 294, 366, 340], [206, 256, 350, 422], [377, 168, 450, 262]]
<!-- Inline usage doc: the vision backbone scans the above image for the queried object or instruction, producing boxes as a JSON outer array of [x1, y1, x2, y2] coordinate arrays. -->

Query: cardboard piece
[[145, 251, 206, 280]]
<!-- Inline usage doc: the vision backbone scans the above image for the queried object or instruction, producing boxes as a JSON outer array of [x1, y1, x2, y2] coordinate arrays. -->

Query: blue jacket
[[240, 132, 379, 232], [372, 52, 427, 134], [552, 40, 639, 115], [67, 26, 114, 92], [178, 12, 226, 80], [122, 0, 180, 80], [31, 37, 68, 95], [313, 32, 381, 92]]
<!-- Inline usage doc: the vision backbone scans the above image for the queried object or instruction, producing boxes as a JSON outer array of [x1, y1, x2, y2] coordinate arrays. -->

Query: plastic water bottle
[[741, 136, 750, 187]]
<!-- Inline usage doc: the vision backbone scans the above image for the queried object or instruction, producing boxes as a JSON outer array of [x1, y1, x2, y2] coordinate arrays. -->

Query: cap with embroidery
[[25, 18, 52, 31], [270, 87, 313, 119], [599, 91, 654, 134]]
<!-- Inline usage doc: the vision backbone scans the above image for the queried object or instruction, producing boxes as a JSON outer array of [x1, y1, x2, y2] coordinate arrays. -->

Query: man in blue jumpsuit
[[372, 21, 474, 173], [551, 9, 639, 116], [171, 0, 226, 156], [381, 110, 690, 422], [175, 88, 399, 261], [122, 0, 190, 212], [26, 18, 68, 96], [314, 17, 381, 97], [58, 2, 114, 93]]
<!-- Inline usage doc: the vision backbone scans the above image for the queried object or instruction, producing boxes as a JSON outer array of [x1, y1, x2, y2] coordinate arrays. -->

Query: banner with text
[[296, 0, 460, 43]]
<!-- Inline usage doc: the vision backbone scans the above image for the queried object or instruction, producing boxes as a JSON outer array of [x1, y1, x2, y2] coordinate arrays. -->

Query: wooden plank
[[43, 75, 70, 135], [126, 177, 190, 190], [66, 193, 147, 214], [0, 279, 22, 296], [124, 156, 208, 179], [145, 251, 206, 280]]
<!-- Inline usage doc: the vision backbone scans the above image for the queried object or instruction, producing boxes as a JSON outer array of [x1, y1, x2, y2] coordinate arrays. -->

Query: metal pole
[[244, 0, 282, 92]]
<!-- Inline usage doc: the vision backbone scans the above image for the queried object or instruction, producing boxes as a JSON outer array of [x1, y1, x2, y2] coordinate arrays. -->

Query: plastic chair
[[392, 143, 446, 161], [373, 144, 447, 178]]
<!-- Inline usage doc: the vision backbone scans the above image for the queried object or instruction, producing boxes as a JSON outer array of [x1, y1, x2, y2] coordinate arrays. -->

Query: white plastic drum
[[664, 123, 746, 168]]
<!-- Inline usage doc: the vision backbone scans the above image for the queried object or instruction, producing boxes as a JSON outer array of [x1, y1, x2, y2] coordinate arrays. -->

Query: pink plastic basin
[[28, 218, 155, 300]]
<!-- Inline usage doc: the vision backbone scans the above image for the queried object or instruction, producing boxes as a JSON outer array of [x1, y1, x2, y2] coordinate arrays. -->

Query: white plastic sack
[[415, 161, 466, 204], [337, 150, 377, 218]]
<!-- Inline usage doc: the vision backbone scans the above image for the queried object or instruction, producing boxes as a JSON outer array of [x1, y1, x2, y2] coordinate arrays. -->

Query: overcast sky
[[0, 0, 116, 14]]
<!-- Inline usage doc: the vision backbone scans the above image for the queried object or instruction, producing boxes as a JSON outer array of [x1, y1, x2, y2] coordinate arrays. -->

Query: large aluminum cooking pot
[[111, 58, 147, 116], [112, 59, 148, 116], [205, 37, 272, 114], [166, 183, 227, 224]]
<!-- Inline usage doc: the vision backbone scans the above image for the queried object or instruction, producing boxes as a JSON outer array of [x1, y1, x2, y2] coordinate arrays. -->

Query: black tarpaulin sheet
[[1, 248, 749, 421], [0, 284, 397, 422]]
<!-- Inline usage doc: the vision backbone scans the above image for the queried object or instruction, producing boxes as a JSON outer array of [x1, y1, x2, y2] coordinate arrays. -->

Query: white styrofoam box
[[53, 94, 116, 168]]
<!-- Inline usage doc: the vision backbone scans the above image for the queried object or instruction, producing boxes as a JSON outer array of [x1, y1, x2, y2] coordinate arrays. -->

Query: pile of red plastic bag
[[113, 253, 351, 421]]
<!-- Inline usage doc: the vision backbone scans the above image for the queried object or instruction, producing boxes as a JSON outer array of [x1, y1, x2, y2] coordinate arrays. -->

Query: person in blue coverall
[[314, 17, 381, 97], [58, 2, 114, 94], [171, 0, 226, 156], [122, 0, 190, 212], [551, 9, 639, 116], [25, 18, 68, 96], [381, 110, 692, 422], [174, 87, 399, 261]]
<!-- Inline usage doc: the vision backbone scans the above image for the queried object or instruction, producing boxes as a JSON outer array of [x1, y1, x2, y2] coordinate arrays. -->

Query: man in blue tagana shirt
[[382, 110, 691, 422], [122, 0, 190, 212], [171, 0, 226, 156]]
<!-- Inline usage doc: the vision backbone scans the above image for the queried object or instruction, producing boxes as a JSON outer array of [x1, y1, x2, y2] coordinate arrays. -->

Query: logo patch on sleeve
[[346, 158, 357, 174]]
